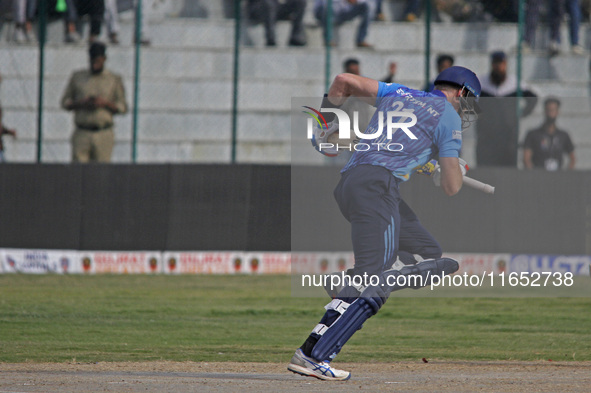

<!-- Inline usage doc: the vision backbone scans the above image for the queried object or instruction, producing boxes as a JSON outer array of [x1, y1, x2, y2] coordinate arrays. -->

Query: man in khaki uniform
[[61, 42, 127, 163]]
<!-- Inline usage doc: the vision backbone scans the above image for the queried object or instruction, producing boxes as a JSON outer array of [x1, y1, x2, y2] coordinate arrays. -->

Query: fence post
[[36, 0, 48, 163], [516, 0, 524, 165], [324, 0, 333, 92], [131, 0, 143, 163], [231, 0, 242, 163], [424, 0, 431, 90]]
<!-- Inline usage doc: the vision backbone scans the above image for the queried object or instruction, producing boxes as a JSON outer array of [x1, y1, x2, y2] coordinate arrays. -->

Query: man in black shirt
[[523, 97, 575, 170], [477, 51, 538, 167]]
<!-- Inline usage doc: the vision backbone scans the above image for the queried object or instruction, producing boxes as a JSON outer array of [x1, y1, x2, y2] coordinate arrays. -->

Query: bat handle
[[463, 176, 495, 194]]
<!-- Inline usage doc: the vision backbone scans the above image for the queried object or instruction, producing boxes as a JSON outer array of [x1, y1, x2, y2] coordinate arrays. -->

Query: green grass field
[[1, 274, 590, 363]]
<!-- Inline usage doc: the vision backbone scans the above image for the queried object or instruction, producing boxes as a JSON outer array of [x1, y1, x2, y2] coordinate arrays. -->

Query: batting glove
[[416, 159, 439, 177], [458, 158, 469, 176], [417, 158, 468, 186]]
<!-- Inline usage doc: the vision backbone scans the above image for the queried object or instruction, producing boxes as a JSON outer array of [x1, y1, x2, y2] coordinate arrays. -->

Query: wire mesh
[[0, 0, 589, 167]]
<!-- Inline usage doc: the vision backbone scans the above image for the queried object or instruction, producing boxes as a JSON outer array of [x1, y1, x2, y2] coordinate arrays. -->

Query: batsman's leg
[[289, 165, 399, 380], [309, 258, 458, 364], [397, 200, 442, 266]]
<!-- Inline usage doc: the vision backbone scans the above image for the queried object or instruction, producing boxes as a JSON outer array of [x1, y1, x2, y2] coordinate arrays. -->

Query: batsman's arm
[[439, 157, 463, 196], [326, 73, 379, 107]]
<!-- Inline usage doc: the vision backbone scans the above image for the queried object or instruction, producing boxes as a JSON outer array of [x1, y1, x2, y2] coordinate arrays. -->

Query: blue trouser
[[304, 164, 442, 360], [334, 164, 442, 276], [315, 1, 371, 45], [248, 0, 306, 44], [524, 0, 542, 46], [404, 0, 421, 16], [75, 0, 105, 36], [550, 0, 581, 45]]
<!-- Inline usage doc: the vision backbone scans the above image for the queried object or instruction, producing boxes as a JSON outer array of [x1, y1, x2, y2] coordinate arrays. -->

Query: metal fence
[[0, 0, 589, 166]]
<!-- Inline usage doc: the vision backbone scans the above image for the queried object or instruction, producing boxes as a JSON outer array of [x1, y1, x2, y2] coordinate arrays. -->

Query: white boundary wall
[[1, 248, 589, 276]]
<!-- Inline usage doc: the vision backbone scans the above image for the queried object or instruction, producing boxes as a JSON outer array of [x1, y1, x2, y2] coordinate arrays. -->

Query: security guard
[[61, 42, 127, 163]]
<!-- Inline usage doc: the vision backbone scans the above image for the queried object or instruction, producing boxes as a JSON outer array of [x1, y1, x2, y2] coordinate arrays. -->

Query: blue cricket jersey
[[341, 82, 462, 181]]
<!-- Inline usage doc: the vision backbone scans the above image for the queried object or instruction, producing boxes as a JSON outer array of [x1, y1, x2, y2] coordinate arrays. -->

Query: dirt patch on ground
[[1, 361, 590, 392]]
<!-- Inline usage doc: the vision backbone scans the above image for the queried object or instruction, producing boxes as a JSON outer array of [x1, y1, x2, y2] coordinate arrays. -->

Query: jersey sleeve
[[434, 104, 462, 158], [377, 82, 404, 98]]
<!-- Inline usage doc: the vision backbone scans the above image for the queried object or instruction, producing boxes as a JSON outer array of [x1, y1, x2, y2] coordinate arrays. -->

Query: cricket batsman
[[288, 66, 481, 381]]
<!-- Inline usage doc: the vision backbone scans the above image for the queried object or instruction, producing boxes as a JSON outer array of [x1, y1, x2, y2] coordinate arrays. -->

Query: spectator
[[481, 0, 517, 22], [425, 53, 454, 91], [63, 0, 82, 43], [522, 0, 583, 55], [103, 0, 120, 44], [548, 0, 583, 55], [342, 57, 397, 83], [75, 0, 105, 43], [583, 0, 591, 21], [522, 0, 542, 52], [12, 0, 36, 43], [314, 0, 373, 48], [523, 97, 575, 170], [434, 0, 486, 22], [0, 107, 17, 163], [61, 42, 127, 163], [12, 0, 79, 43], [343, 57, 361, 74], [381, 61, 397, 83], [403, 0, 420, 21], [375, 0, 385, 21], [476, 51, 538, 167], [247, 0, 307, 47], [104, 0, 151, 45]]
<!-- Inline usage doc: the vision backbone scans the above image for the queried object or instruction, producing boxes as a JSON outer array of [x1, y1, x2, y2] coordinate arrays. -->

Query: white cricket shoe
[[287, 349, 351, 381]]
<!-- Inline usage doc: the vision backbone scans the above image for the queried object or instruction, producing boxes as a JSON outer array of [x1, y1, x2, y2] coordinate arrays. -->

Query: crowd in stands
[[325, 50, 577, 171], [522, 0, 585, 55], [1, 1, 588, 54], [4, 0, 150, 45], [0, 1, 584, 168]]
